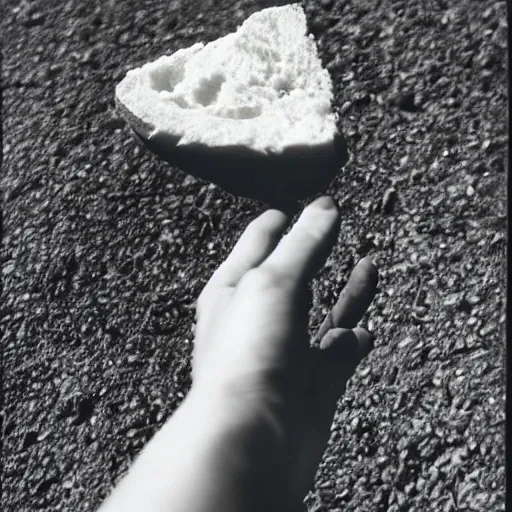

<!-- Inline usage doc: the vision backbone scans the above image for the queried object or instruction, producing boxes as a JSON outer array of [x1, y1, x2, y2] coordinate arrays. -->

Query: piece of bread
[[115, 4, 348, 204]]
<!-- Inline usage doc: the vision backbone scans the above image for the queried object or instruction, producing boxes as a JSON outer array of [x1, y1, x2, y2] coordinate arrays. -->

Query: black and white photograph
[[1, 1, 507, 511]]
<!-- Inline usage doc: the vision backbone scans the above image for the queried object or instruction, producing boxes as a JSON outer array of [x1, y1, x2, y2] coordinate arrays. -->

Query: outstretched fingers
[[193, 209, 289, 377], [196, 209, 289, 320], [258, 196, 341, 289]]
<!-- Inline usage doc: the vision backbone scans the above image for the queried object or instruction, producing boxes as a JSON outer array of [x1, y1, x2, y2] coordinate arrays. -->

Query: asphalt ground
[[1, 0, 507, 510]]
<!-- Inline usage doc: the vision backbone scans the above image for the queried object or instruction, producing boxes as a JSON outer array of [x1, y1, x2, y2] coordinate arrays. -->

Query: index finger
[[196, 209, 289, 319], [259, 196, 340, 288]]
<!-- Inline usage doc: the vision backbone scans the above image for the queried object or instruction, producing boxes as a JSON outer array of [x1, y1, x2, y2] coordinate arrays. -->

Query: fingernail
[[358, 256, 379, 285], [311, 196, 337, 211]]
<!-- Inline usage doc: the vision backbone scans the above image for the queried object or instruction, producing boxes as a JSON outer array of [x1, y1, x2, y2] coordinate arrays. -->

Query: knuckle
[[240, 267, 272, 290], [240, 266, 288, 292]]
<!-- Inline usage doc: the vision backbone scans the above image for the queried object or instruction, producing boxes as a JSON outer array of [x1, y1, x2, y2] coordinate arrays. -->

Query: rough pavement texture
[[1, 0, 507, 510]]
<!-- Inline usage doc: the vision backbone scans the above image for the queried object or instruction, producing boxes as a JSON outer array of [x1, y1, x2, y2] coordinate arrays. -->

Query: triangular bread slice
[[115, 3, 347, 205]]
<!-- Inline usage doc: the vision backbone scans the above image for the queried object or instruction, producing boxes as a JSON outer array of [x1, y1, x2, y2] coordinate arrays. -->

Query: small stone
[[466, 185, 475, 197], [444, 293, 461, 308], [416, 477, 426, 492], [337, 489, 349, 499], [479, 324, 495, 337], [382, 188, 397, 214], [398, 336, 414, 348], [318, 479, 333, 489], [36, 431, 51, 442], [432, 376, 443, 387], [341, 71, 355, 82], [428, 347, 442, 360], [350, 417, 360, 430], [359, 366, 371, 377]]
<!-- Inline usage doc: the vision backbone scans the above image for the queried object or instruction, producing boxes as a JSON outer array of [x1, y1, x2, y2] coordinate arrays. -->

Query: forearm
[[98, 384, 296, 512]]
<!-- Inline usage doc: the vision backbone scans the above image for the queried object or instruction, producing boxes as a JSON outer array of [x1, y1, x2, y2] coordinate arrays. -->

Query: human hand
[[191, 195, 378, 508], [98, 196, 378, 512]]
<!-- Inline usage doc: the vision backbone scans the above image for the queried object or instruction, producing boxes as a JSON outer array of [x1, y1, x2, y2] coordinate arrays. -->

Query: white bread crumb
[[116, 4, 338, 155]]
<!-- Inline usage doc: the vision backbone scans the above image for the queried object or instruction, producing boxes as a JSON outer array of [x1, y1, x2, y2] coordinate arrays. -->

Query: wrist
[[189, 370, 299, 466], [185, 382, 297, 511]]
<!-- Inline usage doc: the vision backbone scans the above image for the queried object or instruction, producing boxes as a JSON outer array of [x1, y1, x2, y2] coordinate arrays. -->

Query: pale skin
[[98, 195, 378, 512]]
